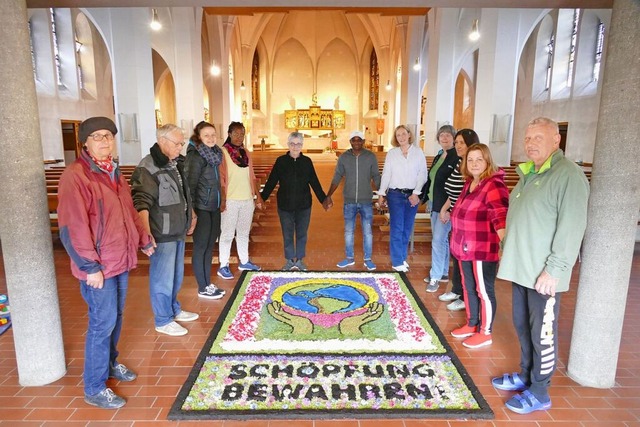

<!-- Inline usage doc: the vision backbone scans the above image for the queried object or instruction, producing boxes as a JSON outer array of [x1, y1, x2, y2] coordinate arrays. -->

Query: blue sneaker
[[238, 261, 261, 271], [364, 260, 376, 271], [337, 258, 355, 268], [217, 266, 233, 280]]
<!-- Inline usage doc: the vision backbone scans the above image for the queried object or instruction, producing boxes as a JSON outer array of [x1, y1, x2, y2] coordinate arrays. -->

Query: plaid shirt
[[450, 169, 509, 262]]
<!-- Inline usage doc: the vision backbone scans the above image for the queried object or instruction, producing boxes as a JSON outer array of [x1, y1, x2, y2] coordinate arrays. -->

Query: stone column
[[0, 0, 66, 385], [568, 0, 640, 388]]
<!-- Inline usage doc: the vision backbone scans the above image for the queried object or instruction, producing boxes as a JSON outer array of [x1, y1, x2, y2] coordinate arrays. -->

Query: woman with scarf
[[184, 121, 226, 299], [216, 121, 263, 280]]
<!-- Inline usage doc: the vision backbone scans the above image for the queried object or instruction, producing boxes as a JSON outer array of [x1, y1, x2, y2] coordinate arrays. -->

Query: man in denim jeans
[[325, 130, 381, 270], [58, 117, 155, 409], [131, 124, 199, 337]]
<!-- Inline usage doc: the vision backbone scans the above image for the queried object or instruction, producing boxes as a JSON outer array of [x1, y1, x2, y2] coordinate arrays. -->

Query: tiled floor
[[1, 159, 639, 426]]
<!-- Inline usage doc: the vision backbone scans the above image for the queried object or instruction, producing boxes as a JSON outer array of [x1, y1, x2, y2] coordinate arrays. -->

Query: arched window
[[28, 19, 37, 78], [251, 51, 260, 110], [545, 34, 555, 91], [369, 49, 379, 111], [49, 8, 62, 87], [593, 21, 605, 82], [567, 8, 580, 88]]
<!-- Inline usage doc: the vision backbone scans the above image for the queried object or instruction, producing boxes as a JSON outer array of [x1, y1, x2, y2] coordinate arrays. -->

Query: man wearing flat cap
[[57, 116, 155, 409], [325, 130, 381, 270]]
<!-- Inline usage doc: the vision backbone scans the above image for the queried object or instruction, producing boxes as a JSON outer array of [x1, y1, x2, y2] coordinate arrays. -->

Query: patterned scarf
[[223, 140, 249, 168], [87, 150, 115, 174], [195, 142, 223, 168]]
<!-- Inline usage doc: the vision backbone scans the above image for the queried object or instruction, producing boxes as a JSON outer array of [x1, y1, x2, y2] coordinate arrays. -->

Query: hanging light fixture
[[210, 62, 221, 76], [469, 19, 480, 41], [413, 57, 421, 71], [150, 8, 162, 31], [240, 80, 246, 90], [385, 80, 391, 91]]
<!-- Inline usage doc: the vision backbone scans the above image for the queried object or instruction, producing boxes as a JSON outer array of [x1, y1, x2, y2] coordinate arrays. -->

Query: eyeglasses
[[163, 135, 185, 147], [289, 142, 303, 148], [88, 133, 115, 142]]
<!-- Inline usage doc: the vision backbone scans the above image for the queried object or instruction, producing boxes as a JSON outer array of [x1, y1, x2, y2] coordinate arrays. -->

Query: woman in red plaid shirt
[[449, 143, 509, 349]]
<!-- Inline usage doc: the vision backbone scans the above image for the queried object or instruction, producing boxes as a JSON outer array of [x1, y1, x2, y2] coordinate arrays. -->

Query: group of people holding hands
[[58, 114, 588, 416]]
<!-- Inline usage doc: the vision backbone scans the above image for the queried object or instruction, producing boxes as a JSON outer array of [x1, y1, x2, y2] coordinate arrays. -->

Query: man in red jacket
[[58, 117, 155, 409]]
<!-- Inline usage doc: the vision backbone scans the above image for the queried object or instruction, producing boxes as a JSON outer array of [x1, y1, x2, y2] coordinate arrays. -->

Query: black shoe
[[109, 363, 137, 382]]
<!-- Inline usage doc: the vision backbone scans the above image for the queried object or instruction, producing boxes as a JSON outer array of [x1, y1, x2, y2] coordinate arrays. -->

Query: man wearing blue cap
[[325, 130, 381, 270]]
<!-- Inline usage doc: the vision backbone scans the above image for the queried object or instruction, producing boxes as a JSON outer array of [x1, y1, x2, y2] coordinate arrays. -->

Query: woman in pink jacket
[[449, 143, 509, 349]]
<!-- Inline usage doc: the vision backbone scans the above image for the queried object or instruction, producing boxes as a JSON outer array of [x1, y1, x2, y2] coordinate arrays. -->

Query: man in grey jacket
[[325, 130, 381, 270]]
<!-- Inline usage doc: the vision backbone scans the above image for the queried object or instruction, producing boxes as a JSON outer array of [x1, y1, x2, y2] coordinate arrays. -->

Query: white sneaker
[[439, 292, 460, 302], [175, 310, 199, 322], [392, 264, 408, 272], [155, 321, 187, 336], [447, 299, 466, 311]]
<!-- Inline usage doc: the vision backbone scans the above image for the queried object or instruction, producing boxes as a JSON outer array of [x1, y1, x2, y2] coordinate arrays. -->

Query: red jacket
[[58, 150, 152, 280], [450, 170, 509, 262]]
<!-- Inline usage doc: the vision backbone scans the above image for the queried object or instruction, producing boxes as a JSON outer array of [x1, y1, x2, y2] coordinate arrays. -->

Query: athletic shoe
[[505, 390, 552, 414], [295, 259, 308, 271], [109, 363, 137, 382], [238, 261, 261, 271], [217, 266, 233, 280], [364, 260, 377, 271], [84, 388, 126, 409], [282, 259, 296, 271], [439, 275, 449, 282], [155, 321, 188, 336], [175, 310, 199, 322], [392, 264, 408, 272], [438, 292, 460, 302], [425, 279, 439, 293], [198, 284, 225, 300], [447, 299, 466, 311], [463, 332, 492, 348], [337, 258, 355, 268], [451, 324, 477, 338], [403, 260, 409, 268]]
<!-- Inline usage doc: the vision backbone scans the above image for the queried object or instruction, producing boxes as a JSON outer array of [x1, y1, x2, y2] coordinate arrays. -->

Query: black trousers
[[512, 283, 561, 400], [459, 260, 498, 334], [191, 209, 221, 291]]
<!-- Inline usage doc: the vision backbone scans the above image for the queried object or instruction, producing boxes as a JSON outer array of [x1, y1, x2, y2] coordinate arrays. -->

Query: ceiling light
[[413, 57, 421, 71], [385, 80, 391, 91], [210, 63, 221, 76], [469, 19, 480, 41], [150, 9, 161, 31]]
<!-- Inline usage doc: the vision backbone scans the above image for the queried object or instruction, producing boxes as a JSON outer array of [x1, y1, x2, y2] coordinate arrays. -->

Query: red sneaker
[[463, 332, 493, 348], [451, 324, 477, 338]]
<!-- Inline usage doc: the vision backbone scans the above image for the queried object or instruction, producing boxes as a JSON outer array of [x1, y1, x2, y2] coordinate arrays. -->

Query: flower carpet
[[168, 271, 493, 420]]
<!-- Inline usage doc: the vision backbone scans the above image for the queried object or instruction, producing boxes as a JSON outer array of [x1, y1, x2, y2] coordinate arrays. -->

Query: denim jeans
[[191, 209, 221, 292], [343, 203, 373, 260], [80, 271, 129, 396], [149, 240, 185, 327], [386, 190, 418, 267], [430, 203, 451, 280], [278, 207, 311, 260]]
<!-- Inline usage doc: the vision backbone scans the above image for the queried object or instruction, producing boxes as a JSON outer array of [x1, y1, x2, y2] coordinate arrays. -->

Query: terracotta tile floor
[[1, 159, 639, 426]]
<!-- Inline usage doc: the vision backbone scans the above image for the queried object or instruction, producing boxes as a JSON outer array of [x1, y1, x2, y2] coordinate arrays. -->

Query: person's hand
[[378, 195, 387, 208], [220, 199, 226, 213], [439, 210, 450, 224], [534, 270, 559, 297], [86, 271, 104, 289], [338, 303, 384, 335], [142, 235, 157, 256], [187, 214, 197, 235], [322, 196, 333, 211], [408, 194, 420, 207], [267, 301, 314, 334]]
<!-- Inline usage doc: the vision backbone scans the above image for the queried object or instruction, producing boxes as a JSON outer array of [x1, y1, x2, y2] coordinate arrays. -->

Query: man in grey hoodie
[[325, 130, 381, 270]]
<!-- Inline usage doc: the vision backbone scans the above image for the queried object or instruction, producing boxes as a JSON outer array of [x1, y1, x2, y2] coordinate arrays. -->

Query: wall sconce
[[240, 80, 246, 90], [150, 8, 161, 31], [385, 80, 391, 91], [210, 63, 221, 76], [74, 37, 83, 53], [413, 57, 421, 71], [469, 19, 480, 41]]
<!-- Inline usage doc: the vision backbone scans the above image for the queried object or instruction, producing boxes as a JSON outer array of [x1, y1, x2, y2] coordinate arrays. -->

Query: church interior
[[0, 0, 639, 425]]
